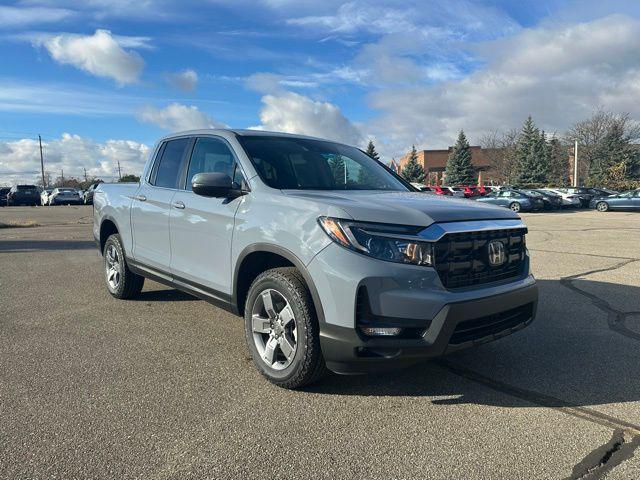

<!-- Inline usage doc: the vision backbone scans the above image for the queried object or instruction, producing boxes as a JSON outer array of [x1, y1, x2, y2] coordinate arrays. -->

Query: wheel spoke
[[262, 336, 277, 365], [252, 314, 271, 334], [261, 291, 277, 319], [279, 304, 295, 327], [278, 336, 295, 360]]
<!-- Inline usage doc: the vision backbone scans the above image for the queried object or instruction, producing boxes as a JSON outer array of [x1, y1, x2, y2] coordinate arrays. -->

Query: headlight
[[318, 217, 433, 266]]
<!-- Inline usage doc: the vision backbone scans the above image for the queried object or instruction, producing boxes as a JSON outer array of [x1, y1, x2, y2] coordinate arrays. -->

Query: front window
[[237, 136, 409, 191]]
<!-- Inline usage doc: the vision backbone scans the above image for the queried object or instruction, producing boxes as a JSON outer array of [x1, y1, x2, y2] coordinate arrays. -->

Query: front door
[[131, 137, 191, 271], [169, 136, 244, 295]]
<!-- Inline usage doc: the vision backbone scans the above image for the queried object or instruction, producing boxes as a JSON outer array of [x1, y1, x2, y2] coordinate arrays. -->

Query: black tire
[[244, 267, 327, 389], [596, 201, 609, 212], [509, 202, 521, 212], [103, 234, 144, 299]]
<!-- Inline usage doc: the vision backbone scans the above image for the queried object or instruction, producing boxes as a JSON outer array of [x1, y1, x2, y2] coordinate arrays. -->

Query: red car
[[426, 186, 452, 196], [456, 186, 482, 198]]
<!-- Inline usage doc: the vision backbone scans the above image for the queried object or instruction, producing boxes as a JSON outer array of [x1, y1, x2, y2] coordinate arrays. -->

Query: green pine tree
[[365, 140, 380, 161], [401, 145, 425, 183], [445, 130, 475, 185], [514, 116, 548, 186], [547, 136, 569, 186]]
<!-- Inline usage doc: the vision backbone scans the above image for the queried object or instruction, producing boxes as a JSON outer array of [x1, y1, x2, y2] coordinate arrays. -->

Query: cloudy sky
[[1, 0, 640, 183]]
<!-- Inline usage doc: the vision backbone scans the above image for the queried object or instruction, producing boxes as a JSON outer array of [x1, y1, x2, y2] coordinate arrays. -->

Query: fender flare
[[232, 243, 326, 325]]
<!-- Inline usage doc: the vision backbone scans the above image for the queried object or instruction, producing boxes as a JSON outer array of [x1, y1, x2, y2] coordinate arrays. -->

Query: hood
[[282, 190, 519, 227]]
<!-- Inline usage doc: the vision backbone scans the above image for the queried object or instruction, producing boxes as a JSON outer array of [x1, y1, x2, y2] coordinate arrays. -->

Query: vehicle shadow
[[0, 240, 96, 252], [305, 279, 640, 410], [135, 289, 196, 302]]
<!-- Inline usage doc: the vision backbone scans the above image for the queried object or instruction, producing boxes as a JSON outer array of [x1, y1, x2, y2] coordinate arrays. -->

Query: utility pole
[[573, 140, 578, 187], [61, 169, 64, 186], [38, 135, 45, 186], [117, 161, 122, 180], [83, 167, 88, 182]]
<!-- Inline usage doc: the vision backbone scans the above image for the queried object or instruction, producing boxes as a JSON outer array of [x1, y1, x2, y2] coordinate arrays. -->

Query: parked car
[[445, 187, 467, 197], [48, 187, 82, 205], [94, 129, 537, 389], [82, 181, 103, 205], [587, 187, 618, 197], [524, 189, 562, 210], [0, 187, 10, 206], [475, 189, 544, 212], [456, 185, 482, 198], [590, 189, 640, 211], [40, 188, 53, 206], [540, 188, 581, 208], [6, 185, 40, 206], [557, 187, 594, 208], [427, 186, 452, 196]]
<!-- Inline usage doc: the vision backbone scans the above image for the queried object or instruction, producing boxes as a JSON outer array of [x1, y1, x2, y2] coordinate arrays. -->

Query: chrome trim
[[418, 219, 527, 242]]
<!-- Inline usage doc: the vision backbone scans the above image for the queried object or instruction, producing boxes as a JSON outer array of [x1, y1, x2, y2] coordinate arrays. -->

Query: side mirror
[[192, 172, 234, 198]]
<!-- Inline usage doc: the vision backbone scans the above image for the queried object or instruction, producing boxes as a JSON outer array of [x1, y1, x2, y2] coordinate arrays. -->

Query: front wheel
[[103, 234, 144, 299], [596, 201, 609, 212], [244, 267, 327, 389], [509, 202, 521, 212]]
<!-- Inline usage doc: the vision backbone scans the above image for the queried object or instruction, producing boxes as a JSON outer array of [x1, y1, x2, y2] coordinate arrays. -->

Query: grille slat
[[434, 228, 526, 289], [450, 303, 534, 344]]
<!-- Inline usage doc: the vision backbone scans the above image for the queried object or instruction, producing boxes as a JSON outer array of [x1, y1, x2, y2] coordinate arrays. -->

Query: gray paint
[[94, 128, 538, 368]]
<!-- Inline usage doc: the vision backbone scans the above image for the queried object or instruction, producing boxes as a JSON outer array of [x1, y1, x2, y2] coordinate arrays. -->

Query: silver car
[[48, 188, 82, 205]]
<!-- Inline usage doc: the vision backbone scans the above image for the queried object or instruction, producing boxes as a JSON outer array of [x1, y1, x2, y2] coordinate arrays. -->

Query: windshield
[[238, 135, 409, 191]]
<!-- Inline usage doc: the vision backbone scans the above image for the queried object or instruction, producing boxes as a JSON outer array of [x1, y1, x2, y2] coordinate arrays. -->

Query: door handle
[[134, 194, 146, 202], [173, 201, 185, 209]]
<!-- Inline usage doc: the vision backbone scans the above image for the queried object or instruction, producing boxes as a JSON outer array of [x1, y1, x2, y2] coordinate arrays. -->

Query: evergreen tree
[[365, 140, 380, 161], [514, 116, 548, 185], [401, 145, 425, 183], [547, 136, 569, 186], [445, 130, 475, 185], [328, 155, 348, 186]]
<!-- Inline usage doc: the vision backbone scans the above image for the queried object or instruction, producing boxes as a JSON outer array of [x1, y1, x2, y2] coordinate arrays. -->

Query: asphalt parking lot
[[1, 205, 639, 479]]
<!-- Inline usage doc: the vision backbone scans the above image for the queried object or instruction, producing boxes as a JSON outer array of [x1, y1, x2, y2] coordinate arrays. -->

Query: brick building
[[397, 146, 498, 185]]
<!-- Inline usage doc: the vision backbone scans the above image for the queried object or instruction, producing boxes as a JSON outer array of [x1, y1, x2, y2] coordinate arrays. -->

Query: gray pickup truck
[[94, 129, 538, 388]]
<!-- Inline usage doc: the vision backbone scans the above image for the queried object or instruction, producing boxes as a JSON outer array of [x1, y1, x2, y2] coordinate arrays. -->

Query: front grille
[[449, 303, 534, 345], [433, 228, 526, 289]]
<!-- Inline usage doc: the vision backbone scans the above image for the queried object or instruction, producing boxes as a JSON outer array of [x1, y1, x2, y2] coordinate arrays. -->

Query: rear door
[[169, 136, 245, 295], [131, 137, 191, 271]]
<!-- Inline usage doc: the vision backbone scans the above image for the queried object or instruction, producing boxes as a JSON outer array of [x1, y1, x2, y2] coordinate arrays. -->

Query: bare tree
[[479, 128, 519, 184], [565, 109, 640, 183]]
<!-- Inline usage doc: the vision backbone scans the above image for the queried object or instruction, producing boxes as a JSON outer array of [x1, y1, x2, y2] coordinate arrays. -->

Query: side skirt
[[127, 258, 239, 315]]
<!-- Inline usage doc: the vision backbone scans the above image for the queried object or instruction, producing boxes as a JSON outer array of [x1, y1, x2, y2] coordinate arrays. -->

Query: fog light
[[360, 327, 402, 336]]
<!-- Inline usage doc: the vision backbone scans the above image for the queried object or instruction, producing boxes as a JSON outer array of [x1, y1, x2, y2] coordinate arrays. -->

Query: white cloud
[[39, 29, 145, 85], [0, 133, 149, 185], [367, 14, 640, 155], [0, 5, 74, 27], [254, 91, 363, 145], [287, 1, 413, 34], [137, 103, 225, 131], [165, 69, 198, 91]]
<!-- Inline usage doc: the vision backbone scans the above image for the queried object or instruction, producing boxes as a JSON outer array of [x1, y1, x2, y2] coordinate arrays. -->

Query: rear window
[[152, 138, 190, 189], [17, 185, 37, 190]]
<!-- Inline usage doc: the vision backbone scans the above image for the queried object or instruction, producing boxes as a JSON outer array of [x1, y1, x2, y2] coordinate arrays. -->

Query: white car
[[48, 188, 82, 205], [40, 188, 53, 206], [541, 188, 581, 208]]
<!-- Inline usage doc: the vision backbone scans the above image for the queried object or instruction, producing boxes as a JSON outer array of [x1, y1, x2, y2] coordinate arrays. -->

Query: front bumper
[[308, 242, 538, 374]]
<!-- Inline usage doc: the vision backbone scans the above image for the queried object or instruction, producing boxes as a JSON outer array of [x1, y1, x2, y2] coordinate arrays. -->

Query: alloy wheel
[[251, 289, 298, 370], [105, 244, 121, 291]]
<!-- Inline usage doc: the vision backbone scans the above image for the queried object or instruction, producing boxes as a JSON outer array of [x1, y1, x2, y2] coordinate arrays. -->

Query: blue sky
[[1, 0, 640, 183]]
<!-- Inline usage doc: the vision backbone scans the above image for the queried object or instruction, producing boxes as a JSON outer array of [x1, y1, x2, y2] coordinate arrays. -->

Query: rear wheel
[[103, 234, 144, 299], [509, 202, 521, 212], [596, 201, 609, 212], [244, 267, 327, 389]]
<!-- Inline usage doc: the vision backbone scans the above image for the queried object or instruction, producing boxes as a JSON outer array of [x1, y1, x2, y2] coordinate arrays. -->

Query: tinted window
[[17, 185, 37, 190], [185, 137, 238, 190], [153, 138, 190, 189], [238, 136, 407, 191]]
